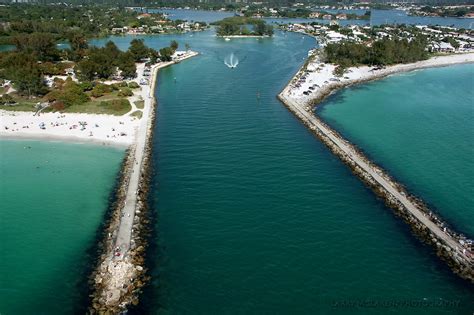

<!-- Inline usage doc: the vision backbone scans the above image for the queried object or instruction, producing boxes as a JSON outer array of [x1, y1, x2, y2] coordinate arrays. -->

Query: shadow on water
[[315, 84, 374, 114], [73, 155, 129, 314], [127, 150, 161, 315]]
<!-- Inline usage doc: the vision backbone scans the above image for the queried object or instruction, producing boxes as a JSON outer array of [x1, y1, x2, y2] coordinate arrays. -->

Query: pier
[[89, 51, 199, 313], [278, 70, 473, 282]]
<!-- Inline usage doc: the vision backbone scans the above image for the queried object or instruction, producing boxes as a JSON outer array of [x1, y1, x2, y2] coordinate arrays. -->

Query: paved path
[[279, 88, 473, 264], [113, 62, 153, 258], [114, 52, 199, 259]]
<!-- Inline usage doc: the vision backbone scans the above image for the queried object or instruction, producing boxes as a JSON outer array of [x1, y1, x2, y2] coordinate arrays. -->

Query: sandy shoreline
[[278, 51, 474, 281], [0, 51, 199, 148], [0, 111, 138, 147], [284, 52, 474, 109]]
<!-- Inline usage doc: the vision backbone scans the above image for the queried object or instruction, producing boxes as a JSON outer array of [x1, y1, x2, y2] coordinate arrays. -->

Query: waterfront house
[[428, 41, 455, 53], [326, 30, 346, 43], [137, 13, 151, 19], [112, 27, 126, 34], [438, 42, 455, 52]]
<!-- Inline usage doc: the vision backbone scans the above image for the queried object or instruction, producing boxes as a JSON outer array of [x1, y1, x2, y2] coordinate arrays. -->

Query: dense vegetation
[[0, 36, 152, 96], [0, 3, 188, 115], [411, 5, 474, 17], [214, 16, 273, 36], [0, 33, 179, 115], [0, 4, 151, 45], [324, 37, 429, 67], [0, 4, 201, 46]]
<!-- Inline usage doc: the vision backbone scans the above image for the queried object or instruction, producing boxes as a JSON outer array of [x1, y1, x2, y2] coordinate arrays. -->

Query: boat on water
[[225, 37, 230, 41]]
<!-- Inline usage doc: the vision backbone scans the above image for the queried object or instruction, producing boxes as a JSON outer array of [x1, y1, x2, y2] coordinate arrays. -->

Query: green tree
[[91, 83, 112, 98], [45, 78, 89, 107], [104, 41, 121, 60], [129, 38, 149, 62], [117, 51, 137, 78], [76, 46, 116, 81], [254, 22, 266, 36], [68, 32, 89, 55], [76, 59, 97, 81], [159, 47, 173, 62], [149, 49, 160, 64], [170, 40, 179, 52], [0, 52, 46, 96], [12, 33, 59, 61]]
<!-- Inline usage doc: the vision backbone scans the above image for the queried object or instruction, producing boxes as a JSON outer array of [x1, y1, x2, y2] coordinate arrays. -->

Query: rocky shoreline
[[278, 64, 473, 282], [87, 52, 199, 313], [88, 93, 156, 314]]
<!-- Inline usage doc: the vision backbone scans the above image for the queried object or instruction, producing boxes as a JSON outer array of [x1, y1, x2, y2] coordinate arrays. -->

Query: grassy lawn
[[85, 90, 121, 100], [0, 94, 38, 112], [134, 100, 144, 109], [1, 89, 133, 116], [130, 110, 143, 119], [0, 102, 37, 112], [63, 97, 131, 115]]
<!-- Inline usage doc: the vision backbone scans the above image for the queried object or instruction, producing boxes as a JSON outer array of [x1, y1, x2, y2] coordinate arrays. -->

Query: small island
[[213, 17, 273, 37]]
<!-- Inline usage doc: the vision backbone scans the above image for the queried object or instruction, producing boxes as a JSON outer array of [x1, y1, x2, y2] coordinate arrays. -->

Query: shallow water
[[317, 64, 474, 237], [0, 140, 124, 314], [2, 22, 472, 314]]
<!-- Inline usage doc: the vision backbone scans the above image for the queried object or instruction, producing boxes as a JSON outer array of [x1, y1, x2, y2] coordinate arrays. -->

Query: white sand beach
[[0, 51, 199, 147], [0, 110, 139, 146], [284, 52, 474, 108]]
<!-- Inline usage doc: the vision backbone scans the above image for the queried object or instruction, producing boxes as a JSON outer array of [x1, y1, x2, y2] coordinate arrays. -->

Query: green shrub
[[0, 94, 15, 105], [79, 81, 94, 91], [91, 83, 112, 98], [128, 81, 140, 89], [45, 79, 89, 107], [118, 87, 133, 97], [117, 81, 128, 87], [98, 98, 131, 114]]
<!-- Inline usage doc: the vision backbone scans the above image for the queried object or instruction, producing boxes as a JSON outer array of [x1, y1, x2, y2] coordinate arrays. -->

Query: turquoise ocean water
[[1, 27, 472, 314], [317, 65, 474, 237], [0, 140, 124, 314], [119, 31, 472, 314]]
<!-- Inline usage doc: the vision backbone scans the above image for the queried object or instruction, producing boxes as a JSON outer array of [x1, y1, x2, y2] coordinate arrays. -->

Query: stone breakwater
[[88, 94, 155, 314], [89, 52, 199, 313], [278, 66, 473, 282]]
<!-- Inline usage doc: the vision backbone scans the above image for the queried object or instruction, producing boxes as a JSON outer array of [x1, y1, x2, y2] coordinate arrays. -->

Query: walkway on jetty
[[115, 51, 199, 260], [278, 74, 473, 280], [90, 51, 199, 313]]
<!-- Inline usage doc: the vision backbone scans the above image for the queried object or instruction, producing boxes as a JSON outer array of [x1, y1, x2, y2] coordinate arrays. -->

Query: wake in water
[[224, 53, 239, 69]]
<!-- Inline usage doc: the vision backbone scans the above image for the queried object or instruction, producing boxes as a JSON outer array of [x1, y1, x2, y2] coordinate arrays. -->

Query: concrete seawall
[[89, 52, 199, 313], [278, 67, 473, 282]]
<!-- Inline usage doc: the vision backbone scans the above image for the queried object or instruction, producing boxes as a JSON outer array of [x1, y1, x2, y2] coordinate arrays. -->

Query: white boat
[[225, 37, 230, 41]]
